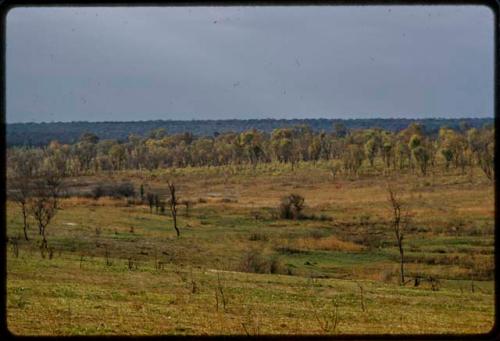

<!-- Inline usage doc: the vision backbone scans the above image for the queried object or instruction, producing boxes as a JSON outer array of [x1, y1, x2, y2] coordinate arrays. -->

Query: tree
[[328, 160, 342, 181], [148, 128, 167, 140], [43, 169, 63, 209], [140, 184, 145, 202], [29, 177, 59, 249], [364, 138, 377, 167], [342, 144, 365, 176], [8, 177, 32, 241], [475, 128, 494, 181], [412, 146, 430, 176], [333, 122, 347, 138], [441, 148, 453, 170], [387, 186, 411, 285], [146, 193, 155, 213], [167, 181, 180, 237], [7, 147, 42, 241]]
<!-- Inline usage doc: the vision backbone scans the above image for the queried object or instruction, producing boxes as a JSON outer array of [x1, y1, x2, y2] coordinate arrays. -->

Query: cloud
[[6, 5, 494, 122]]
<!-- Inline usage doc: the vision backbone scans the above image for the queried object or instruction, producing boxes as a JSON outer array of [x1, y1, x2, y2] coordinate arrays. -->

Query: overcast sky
[[6, 5, 494, 123]]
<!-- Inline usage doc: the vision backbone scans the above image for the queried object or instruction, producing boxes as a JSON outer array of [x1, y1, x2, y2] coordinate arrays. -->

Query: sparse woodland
[[6, 122, 495, 179]]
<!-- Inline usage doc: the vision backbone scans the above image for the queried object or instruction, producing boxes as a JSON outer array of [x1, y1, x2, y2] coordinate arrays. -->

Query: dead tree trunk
[[168, 181, 180, 238], [387, 186, 410, 285], [21, 201, 30, 241]]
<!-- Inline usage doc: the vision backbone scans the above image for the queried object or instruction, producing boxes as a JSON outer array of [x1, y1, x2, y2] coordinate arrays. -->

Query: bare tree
[[146, 192, 155, 213], [7, 148, 41, 241], [387, 185, 411, 285], [8, 177, 32, 241], [30, 178, 59, 249], [44, 170, 63, 209], [167, 181, 180, 237]]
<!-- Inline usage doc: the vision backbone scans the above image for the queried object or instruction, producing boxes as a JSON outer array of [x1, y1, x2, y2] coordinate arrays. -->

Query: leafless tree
[[167, 181, 180, 237], [146, 193, 155, 213], [44, 170, 64, 209], [8, 177, 32, 241], [7, 148, 41, 241], [29, 178, 59, 249], [387, 185, 411, 285]]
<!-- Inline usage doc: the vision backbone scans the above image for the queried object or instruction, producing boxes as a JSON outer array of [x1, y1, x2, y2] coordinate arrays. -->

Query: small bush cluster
[[239, 249, 285, 274], [91, 182, 135, 199], [248, 233, 269, 241], [279, 194, 305, 219]]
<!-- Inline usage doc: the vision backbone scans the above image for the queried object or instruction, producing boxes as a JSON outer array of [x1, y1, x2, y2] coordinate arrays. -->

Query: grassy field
[[6, 162, 495, 335]]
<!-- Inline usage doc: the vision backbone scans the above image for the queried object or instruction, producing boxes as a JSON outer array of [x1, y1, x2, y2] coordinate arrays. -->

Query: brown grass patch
[[294, 235, 365, 252], [61, 197, 128, 208]]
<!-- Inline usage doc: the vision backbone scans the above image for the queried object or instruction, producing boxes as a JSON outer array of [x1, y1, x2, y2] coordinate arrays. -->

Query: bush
[[279, 194, 305, 219], [239, 249, 270, 274], [269, 256, 284, 274], [249, 232, 269, 241], [91, 182, 136, 199], [239, 249, 284, 274]]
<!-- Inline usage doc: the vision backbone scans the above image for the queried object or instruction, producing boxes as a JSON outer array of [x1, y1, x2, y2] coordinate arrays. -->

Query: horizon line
[[7, 116, 495, 125]]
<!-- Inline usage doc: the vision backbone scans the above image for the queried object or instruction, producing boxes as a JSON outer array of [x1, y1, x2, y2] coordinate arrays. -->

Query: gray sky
[[6, 5, 494, 123]]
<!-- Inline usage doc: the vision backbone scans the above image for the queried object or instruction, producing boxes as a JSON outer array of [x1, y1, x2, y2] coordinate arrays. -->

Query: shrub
[[269, 256, 284, 274], [91, 182, 136, 199], [279, 194, 305, 219], [239, 250, 284, 274], [239, 249, 270, 274], [249, 233, 269, 241], [91, 185, 105, 200], [114, 182, 135, 198]]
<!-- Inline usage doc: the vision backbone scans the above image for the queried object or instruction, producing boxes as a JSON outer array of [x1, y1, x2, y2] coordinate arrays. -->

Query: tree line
[[7, 117, 493, 146], [7, 122, 495, 180]]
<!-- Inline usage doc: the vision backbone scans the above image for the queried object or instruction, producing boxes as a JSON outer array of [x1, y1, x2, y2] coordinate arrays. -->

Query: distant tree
[[395, 141, 410, 170], [7, 148, 42, 241], [140, 184, 145, 202], [333, 122, 347, 138], [8, 177, 32, 241], [79, 132, 99, 144], [412, 146, 430, 176], [154, 194, 160, 214], [328, 160, 342, 181], [29, 177, 60, 249], [364, 138, 377, 167], [342, 144, 365, 176], [109, 144, 127, 171], [441, 148, 453, 170], [380, 139, 393, 171], [148, 128, 167, 140], [475, 128, 495, 181], [146, 193, 155, 213], [387, 186, 411, 285], [167, 181, 180, 237]]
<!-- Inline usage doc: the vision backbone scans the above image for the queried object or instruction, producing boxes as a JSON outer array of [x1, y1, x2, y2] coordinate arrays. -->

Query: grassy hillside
[[6, 162, 494, 335]]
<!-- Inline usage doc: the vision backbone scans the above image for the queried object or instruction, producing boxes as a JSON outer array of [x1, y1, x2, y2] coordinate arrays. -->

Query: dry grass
[[294, 235, 365, 252], [6, 162, 495, 335]]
